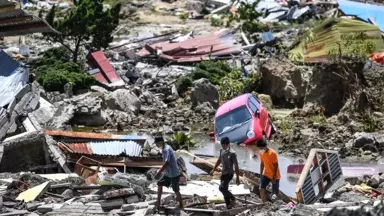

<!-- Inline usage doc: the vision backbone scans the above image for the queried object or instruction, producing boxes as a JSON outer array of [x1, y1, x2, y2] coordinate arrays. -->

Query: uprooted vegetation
[[176, 60, 262, 102]]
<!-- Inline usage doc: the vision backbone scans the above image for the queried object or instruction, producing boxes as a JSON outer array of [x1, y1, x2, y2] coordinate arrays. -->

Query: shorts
[[260, 175, 280, 195], [157, 175, 180, 192]]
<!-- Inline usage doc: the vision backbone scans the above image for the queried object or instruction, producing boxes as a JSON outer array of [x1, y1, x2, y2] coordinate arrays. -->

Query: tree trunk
[[72, 37, 82, 62]]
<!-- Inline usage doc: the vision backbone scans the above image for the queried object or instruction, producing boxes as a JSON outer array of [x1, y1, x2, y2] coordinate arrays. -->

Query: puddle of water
[[69, 127, 299, 196], [181, 135, 299, 197]]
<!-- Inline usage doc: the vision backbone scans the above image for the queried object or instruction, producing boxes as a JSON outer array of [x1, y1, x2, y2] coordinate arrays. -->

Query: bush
[[38, 70, 96, 92], [218, 71, 262, 101], [176, 76, 193, 95], [31, 47, 96, 93], [194, 60, 232, 85], [168, 131, 196, 151]]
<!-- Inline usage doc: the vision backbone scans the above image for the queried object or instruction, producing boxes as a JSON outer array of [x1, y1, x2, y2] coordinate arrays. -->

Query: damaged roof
[[0, 5, 59, 37], [0, 0, 15, 9], [137, 29, 242, 63], [60, 140, 143, 157], [288, 18, 384, 62], [45, 130, 147, 142]]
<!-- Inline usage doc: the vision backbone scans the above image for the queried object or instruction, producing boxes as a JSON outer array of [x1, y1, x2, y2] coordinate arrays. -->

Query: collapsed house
[[288, 17, 384, 62], [0, 0, 59, 37], [137, 29, 242, 63]]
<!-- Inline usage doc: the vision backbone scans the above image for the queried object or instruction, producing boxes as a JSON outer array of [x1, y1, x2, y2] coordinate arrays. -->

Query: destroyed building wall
[[0, 131, 49, 172]]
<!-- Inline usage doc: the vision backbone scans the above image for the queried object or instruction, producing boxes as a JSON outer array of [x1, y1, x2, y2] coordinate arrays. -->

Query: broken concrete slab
[[99, 198, 124, 210], [121, 200, 152, 211], [16, 181, 51, 202], [149, 180, 250, 198], [103, 188, 135, 199], [0, 131, 50, 173], [37, 203, 64, 214], [125, 195, 139, 204]]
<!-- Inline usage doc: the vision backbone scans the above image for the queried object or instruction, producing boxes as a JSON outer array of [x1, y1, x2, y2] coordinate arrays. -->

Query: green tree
[[44, 0, 121, 62], [228, 0, 264, 38]]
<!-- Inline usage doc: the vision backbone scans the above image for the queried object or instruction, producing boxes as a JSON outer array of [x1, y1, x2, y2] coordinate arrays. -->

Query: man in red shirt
[[257, 138, 280, 203]]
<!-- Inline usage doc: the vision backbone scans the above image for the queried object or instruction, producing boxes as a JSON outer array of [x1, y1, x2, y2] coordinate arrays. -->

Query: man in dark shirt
[[154, 136, 183, 210], [210, 137, 240, 209]]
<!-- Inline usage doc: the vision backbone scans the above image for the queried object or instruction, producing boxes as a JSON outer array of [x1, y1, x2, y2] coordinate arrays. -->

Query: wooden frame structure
[[295, 149, 342, 204]]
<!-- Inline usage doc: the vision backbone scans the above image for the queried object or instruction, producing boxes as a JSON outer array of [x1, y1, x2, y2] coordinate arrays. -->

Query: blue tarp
[[338, 0, 384, 32], [0, 50, 29, 108]]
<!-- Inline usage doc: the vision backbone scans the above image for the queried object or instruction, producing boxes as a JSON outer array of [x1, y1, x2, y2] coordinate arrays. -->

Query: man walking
[[210, 137, 240, 209], [257, 138, 280, 203], [154, 136, 183, 210]]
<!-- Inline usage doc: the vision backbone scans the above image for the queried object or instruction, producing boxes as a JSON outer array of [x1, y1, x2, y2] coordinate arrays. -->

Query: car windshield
[[215, 105, 252, 135]]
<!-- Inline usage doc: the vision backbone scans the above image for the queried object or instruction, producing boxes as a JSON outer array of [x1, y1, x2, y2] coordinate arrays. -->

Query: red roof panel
[[136, 29, 242, 63], [91, 71, 109, 84], [89, 51, 122, 84]]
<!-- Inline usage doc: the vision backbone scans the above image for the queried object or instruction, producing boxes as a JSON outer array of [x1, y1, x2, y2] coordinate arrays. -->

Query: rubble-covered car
[[213, 93, 276, 145]]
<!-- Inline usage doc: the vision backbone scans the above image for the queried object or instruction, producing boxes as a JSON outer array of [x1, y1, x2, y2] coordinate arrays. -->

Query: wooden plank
[[182, 150, 292, 203], [296, 149, 316, 193]]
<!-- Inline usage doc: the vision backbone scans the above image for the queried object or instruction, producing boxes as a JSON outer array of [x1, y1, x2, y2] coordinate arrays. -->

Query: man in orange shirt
[[257, 138, 280, 203]]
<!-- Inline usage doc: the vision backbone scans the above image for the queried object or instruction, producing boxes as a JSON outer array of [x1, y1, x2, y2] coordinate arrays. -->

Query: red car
[[213, 93, 276, 145]]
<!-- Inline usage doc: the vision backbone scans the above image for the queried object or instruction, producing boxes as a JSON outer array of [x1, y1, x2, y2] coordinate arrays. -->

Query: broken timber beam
[[181, 150, 292, 203]]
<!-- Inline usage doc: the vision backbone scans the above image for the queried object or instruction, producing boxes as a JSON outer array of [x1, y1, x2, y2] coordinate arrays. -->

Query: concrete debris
[[3, 0, 384, 215]]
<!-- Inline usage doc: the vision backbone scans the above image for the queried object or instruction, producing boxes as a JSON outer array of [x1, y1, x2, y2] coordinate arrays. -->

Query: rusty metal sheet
[[45, 130, 114, 139], [66, 143, 93, 154]]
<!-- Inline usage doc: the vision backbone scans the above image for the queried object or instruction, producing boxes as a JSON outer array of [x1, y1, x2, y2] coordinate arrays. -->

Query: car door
[[250, 96, 268, 133]]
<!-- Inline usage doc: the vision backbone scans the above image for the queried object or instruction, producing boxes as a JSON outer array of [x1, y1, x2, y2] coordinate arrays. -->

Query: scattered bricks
[[125, 195, 139, 204], [103, 188, 135, 199]]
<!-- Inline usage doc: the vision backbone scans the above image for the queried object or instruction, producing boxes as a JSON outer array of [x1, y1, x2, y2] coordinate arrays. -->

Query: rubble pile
[[2, 0, 384, 214], [0, 171, 268, 216]]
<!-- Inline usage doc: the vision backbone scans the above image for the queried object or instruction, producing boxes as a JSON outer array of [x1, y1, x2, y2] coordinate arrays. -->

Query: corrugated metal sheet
[[137, 29, 242, 63], [66, 142, 93, 154], [0, 50, 29, 108], [66, 140, 143, 157], [88, 51, 122, 84], [44, 130, 147, 141]]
